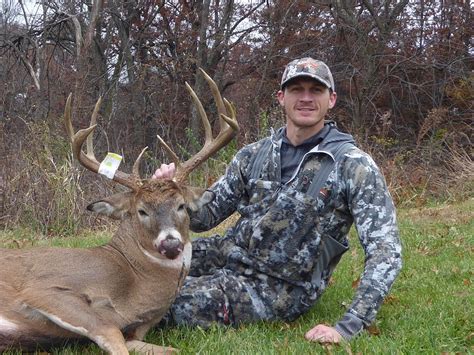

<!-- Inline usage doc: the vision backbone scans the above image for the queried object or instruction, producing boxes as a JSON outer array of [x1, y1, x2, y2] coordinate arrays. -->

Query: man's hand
[[305, 324, 342, 344], [152, 163, 176, 180]]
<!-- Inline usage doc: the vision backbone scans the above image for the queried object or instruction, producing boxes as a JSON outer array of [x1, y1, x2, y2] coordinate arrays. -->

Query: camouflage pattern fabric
[[280, 57, 335, 91], [164, 123, 402, 335]]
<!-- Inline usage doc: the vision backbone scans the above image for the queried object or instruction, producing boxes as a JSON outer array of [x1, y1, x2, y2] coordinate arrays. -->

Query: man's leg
[[166, 269, 273, 328], [189, 235, 232, 277]]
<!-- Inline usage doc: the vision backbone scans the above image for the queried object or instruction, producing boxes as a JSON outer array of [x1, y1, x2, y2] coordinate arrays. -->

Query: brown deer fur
[[0, 180, 213, 354]]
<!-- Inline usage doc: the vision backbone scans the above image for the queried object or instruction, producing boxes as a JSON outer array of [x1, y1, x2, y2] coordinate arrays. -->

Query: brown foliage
[[1, 0, 472, 231], [416, 108, 449, 146]]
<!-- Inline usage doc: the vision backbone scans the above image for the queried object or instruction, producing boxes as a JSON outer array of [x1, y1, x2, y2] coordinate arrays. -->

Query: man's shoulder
[[228, 138, 271, 177], [339, 147, 387, 189], [235, 132, 276, 159], [342, 147, 378, 167], [232, 131, 281, 180]]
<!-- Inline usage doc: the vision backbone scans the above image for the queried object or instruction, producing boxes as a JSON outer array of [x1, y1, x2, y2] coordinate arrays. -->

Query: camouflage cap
[[281, 57, 335, 91]]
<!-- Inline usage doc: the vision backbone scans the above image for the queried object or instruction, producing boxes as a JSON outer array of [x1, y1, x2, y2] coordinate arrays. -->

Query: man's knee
[[169, 275, 233, 328], [189, 236, 227, 276], [168, 272, 269, 328]]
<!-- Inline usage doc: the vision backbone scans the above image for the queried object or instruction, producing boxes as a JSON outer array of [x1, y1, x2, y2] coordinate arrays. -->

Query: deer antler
[[64, 94, 146, 190], [157, 68, 239, 183]]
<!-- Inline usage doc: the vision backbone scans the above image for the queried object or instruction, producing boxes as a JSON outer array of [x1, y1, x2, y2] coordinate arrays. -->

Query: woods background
[[0, 0, 472, 234]]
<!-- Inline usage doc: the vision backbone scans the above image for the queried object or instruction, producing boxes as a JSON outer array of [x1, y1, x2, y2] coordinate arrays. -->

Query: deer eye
[[177, 204, 186, 212], [138, 209, 149, 217]]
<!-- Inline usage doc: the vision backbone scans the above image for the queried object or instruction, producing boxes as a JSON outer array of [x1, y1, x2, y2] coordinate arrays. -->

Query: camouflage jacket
[[190, 122, 402, 338]]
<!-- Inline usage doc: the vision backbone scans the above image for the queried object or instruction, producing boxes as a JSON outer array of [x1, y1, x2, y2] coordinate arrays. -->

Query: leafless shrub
[[1, 117, 104, 234], [438, 144, 474, 199], [416, 107, 449, 147]]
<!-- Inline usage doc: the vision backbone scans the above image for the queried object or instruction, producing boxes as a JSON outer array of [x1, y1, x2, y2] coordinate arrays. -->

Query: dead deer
[[0, 69, 238, 354]]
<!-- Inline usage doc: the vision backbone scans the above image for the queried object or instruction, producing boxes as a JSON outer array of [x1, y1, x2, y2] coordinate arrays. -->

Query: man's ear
[[328, 91, 337, 109], [277, 90, 285, 106], [184, 188, 215, 212], [86, 192, 134, 220]]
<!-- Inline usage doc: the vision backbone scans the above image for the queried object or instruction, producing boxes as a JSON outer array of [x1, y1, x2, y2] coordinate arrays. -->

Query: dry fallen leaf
[[383, 294, 400, 304], [343, 343, 353, 355], [367, 325, 381, 336], [322, 343, 335, 354], [352, 277, 361, 289]]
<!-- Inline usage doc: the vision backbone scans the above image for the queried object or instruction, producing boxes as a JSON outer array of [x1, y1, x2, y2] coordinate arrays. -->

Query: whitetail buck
[[0, 69, 238, 354]]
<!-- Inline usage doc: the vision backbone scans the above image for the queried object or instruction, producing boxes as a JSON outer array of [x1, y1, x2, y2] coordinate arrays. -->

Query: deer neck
[[105, 218, 190, 278]]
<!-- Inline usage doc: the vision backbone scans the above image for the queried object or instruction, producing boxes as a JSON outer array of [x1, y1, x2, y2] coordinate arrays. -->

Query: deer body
[[0, 69, 237, 354], [0, 247, 187, 347], [0, 180, 196, 353]]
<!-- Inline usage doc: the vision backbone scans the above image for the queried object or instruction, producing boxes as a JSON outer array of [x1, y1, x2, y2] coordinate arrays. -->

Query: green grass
[[1, 199, 472, 354]]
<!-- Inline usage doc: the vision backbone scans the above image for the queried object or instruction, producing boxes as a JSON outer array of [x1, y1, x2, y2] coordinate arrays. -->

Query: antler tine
[[156, 134, 180, 168], [222, 98, 238, 131], [87, 96, 101, 161], [64, 93, 100, 169], [132, 147, 148, 178], [64, 94, 142, 190], [198, 68, 229, 132], [185, 82, 213, 144], [172, 69, 239, 183]]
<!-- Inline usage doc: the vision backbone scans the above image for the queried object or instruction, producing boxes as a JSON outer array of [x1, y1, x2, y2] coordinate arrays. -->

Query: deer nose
[[157, 235, 184, 260]]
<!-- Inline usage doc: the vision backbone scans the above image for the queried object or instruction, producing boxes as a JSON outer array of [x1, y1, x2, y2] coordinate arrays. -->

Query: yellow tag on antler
[[98, 152, 122, 179]]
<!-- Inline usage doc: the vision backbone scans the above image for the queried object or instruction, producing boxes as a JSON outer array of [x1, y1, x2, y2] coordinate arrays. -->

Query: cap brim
[[281, 73, 331, 90]]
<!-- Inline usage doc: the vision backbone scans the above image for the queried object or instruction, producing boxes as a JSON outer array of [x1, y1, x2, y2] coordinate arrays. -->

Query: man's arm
[[187, 148, 251, 232], [307, 151, 402, 343], [341, 151, 402, 339], [153, 147, 253, 232]]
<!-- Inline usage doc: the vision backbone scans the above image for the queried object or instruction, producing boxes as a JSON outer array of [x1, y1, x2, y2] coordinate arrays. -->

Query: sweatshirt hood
[[272, 121, 356, 156]]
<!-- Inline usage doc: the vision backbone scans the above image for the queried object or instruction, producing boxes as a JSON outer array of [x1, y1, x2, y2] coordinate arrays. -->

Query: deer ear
[[185, 188, 215, 212], [87, 192, 134, 220]]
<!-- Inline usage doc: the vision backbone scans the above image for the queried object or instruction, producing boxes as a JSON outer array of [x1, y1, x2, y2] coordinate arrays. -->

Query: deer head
[[63, 69, 237, 263], [86, 179, 213, 261]]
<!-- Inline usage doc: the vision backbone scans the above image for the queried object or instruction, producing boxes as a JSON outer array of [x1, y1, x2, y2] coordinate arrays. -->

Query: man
[[153, 57, 402, 343]]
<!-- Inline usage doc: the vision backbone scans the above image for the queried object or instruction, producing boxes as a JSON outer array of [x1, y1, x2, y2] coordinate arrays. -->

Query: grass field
[[1, 198, 472, 354]]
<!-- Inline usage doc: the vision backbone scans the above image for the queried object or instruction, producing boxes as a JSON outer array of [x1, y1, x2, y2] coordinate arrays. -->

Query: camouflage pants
[[163, 235, 313, 328]]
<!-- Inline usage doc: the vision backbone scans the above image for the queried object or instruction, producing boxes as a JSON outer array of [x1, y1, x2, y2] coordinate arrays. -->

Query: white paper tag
[[98, 152, 122, 179]]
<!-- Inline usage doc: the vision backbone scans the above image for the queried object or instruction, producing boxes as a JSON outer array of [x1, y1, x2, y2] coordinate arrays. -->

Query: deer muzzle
[[157, 234, 184, 260]]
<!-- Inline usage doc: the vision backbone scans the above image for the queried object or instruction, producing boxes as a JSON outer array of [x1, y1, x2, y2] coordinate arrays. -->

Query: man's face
[[277, 77, 337, 132]]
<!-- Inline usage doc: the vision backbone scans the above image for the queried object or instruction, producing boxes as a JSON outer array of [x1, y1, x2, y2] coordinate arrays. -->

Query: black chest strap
[[306, 142, 355, 197]]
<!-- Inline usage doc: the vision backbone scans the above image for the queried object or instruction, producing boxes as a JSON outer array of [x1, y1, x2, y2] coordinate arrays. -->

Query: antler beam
[[64, 94, 146, 190], [157, 68, 239, 183]]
